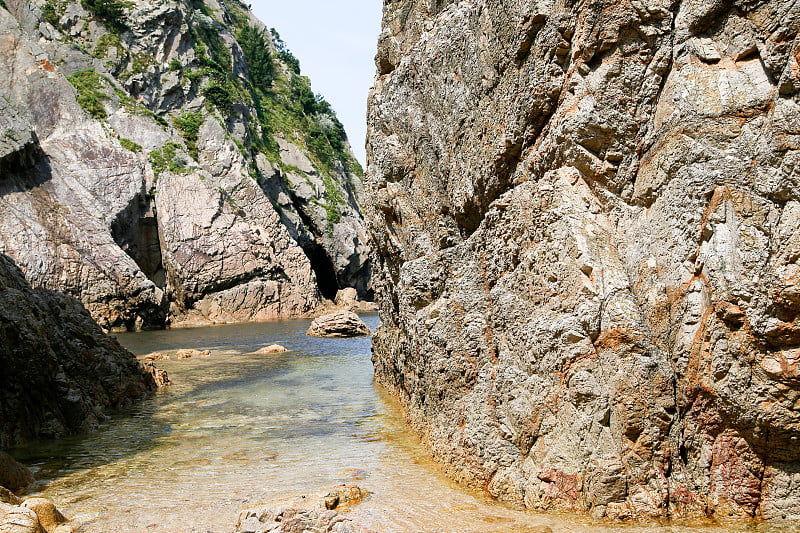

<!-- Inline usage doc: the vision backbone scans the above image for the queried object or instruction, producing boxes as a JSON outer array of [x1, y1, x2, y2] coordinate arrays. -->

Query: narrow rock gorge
[[0, 0, 371, 331], [366, 0, 800, 522]]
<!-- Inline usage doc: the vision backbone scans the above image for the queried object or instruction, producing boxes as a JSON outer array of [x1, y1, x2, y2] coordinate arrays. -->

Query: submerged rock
[[235, 507, 374, 533], [174, 349, 211, 359], [255, 344, 288, 354], [366, 0, 800, 522], [306, 312, 371, 338]]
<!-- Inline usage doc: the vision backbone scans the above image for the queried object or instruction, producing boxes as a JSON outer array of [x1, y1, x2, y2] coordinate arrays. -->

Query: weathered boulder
[[142, 362, 170, 388], [235, 507, 374, 533], [0, 455, 32, 494], [323, 485, 370, 511], [0, 505, 41, 533], [0, 488, 21, 507], [20, 499, 66, 533], [306, 312, 371, 338], [0, 253, 156, 448], [366, 0, 800, 522]]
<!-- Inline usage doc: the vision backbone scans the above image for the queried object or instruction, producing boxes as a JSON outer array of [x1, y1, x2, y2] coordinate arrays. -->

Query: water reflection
[[8, 315, 772, 532]]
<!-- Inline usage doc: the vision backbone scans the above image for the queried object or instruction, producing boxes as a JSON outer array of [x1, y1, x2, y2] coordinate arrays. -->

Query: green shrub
[[172, 111, 204, 160], [270, 28, 299, 74], [119, 137, 142, 152], [131, 53, 155, 75], [42, 1, 60, 25], [202, 82, 234, 110], [169, 58, 182, 71], [238, 25, 274, 88], [67, 70, 108, 119], [81, 0, 131, 31]]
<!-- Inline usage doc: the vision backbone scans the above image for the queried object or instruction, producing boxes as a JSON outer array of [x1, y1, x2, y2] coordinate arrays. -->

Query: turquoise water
[[9, 315, 759, 532]]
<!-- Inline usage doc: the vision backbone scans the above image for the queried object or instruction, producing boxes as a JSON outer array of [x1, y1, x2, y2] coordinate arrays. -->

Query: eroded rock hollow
[[366, 0, 800, 521]]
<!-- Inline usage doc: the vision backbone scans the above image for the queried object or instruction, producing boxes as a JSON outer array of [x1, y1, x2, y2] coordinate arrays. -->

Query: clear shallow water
[[8, 315, 775, 532]]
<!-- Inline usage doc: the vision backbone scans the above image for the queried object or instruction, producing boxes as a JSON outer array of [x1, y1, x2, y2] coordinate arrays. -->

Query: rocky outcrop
[[366, 0, 800, 522], [306, 311, 371, 338], [0, 0, 371, 331], [0, 252, 157, 448]]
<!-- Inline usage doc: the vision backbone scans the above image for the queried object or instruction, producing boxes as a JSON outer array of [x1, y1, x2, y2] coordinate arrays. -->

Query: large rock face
[[0, 0, 371, 330], [366, 0, 800, 522], [0, 253, 156, 449]]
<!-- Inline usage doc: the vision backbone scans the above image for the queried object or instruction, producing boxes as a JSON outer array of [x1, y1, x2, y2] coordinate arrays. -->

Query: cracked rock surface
[[0, 0, 370, 330], [0, 253, 157, 448], [366, 0, 800, 521]]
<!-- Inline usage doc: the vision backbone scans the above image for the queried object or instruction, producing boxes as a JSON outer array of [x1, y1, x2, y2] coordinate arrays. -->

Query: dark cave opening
[[110, 198, 166, 290], [300, 239, 340, 301]]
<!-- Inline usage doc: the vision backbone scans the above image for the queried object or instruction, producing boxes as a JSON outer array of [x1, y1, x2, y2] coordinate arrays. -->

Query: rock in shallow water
[[255, 344, 288, 354], [235, 508, 374, 533], [323, 485, 371, 510], [306, 312, 371, 338], [0, 455, 32, 494]]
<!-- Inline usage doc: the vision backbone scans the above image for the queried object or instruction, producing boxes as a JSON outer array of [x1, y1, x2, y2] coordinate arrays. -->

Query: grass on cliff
[[68, 70, 109, 119], [119, 137, 142, 153], [149, 143, 190, 179], [172, 112, 204, 160], [93, 32, 123, 59]]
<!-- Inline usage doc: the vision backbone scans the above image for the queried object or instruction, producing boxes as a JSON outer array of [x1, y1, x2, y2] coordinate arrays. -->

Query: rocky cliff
[[0, 252, 157, 449], [0, 0, 370, 331], [366, 0, 800, 522]]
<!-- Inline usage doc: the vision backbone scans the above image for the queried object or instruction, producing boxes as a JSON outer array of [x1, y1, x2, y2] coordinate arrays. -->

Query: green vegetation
[[42, 1, 60, 25], [0, 0, 6, 10], [149, 143, 189, 179], [169, 58, 182, 71], [81, 0, 131, 31], [131, 53, 155, 75], [93, 32, 122, 58], [67, 70, 108, 119], [202, 81, 235, 110], [119, 137, 142, 153], [322, 173, 344, 225], [270, 29, 300, 74], [172, 111, 203, 160], [237, 25, 274, 86]]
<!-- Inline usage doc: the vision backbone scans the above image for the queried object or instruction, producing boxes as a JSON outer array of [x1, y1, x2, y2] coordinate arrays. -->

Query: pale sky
[[249, 1, 383, 167]]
